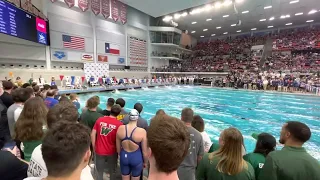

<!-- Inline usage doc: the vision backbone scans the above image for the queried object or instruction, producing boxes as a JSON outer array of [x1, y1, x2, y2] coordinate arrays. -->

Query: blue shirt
[[44, 97, 59, 108], [73, 101, 80, 110]]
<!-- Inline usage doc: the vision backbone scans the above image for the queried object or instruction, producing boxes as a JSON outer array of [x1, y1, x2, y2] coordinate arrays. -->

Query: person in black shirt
[[0, 99, 10, 144], [102, 98, 115, 116], [0, 81, 14, 108]]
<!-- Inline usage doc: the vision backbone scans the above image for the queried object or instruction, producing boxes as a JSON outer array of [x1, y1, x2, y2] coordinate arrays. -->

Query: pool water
[[78, 86, 320, 160]]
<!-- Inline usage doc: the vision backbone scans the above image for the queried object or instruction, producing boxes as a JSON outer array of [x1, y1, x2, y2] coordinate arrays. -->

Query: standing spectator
[[0, 99, 10, 144], [178, 108, 204, 180], [44, 90, 59, 108], [0, 81, 14, 108], [81, 96, 104, 114], [191, 115, 212, 152], [14, 97, 48, 161], [122, 103, 148, 131], [101, 98, 115, 116], [116, 109, 148, 180], [259, 121, 320, 180], [116, 98, 128, 121], [80, 96, 103, 130], [147, 114, 190, 180], [70, 94, 80, 110], [196, 127, 255, 180], [91, 105, 123, 180]]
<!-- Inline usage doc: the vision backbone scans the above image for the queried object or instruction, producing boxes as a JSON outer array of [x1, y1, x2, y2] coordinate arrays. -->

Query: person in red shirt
[[91, 104, 123, 180]]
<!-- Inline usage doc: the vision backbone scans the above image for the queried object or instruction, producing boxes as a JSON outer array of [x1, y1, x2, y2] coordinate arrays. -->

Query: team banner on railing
[[64, 0, 75, 8], [91, 0, 101, 15], [78, 0, 89, 12], [101, 0, 110, 19], [119, 1, 127, 24], [111, 0, 119, 22]]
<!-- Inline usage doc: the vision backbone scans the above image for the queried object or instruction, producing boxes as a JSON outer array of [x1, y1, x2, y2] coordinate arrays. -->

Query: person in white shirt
[[191, 115, 212, 152]]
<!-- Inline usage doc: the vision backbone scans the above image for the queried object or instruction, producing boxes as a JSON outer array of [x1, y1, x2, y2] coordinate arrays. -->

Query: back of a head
[[110, 104, 122, 117], [43, 84, 51, 90], [12, 88, 33, 103], [86, 96, 100, 109], [107, 98, 115, 107], [181, 108, 194, 123], [46, 90, 56, 97], [254, 133, 276, 156], [116, 98, 126, 108], [148, 115, 190, 173], [69, 94, 77, 101], [191, 115, 205, 132], [59, 95, 70, 103], [22, 83, 30, 88], [2, 80, 13, 90], [134, 103, 143, 114], [33, 85, 40, 93], [51, 85, 58, 90], [212, 127, 246, 175], [42, 122, 91, 177], [47, 102, 79, 129], [156, 109, 166, 116], [286, 121, 311, 143]]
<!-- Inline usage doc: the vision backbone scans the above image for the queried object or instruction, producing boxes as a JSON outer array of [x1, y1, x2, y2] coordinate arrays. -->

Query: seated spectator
[[0, 80, 14, 108], [24, 122, 91, 180], [259, 121, 320, 180], [44, 90, 59, 108], [192, 115, 212, 152], [80, 96, 103, 130], [14, 97, 47, 161], [243, 133, 276, 178], [101, 98, 115, 116], [147, 114, 190, 180], [70, 94, 80, 110], [196, 127, 255, 180], [116, 98, 128, 121], [122, 103, 148, 130]]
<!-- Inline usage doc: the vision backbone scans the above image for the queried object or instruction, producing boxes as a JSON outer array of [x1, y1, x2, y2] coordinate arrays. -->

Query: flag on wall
[[78, 0, 89, 12], [101, 0, 110, 19], [64, 0, 75, 8], [91, 0, 101, 15], [119, 1, 127, 24], [105, 43, 120, 55], [111, 0, 119, 22], [62, 35, 85, 50]]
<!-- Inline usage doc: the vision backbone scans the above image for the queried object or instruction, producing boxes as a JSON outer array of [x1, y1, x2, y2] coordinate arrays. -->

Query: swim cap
[[129, 109, 139, 121]]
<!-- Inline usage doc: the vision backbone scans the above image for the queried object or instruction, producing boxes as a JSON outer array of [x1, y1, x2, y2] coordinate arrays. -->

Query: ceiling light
[[214, 2, 222, 9], [295, 12, 303, 16], [237, 30, 242, 32], [191, 31, 196, 33], [251, 28, 257, 30], [200, 36, 204, 38], [204, 4, 213, 11], [285, 14, 290, 18], [216, 26, 222, 29], [280, 15, 286, 19], [206, 18, 212, 21], [264, 6, 272, 9], [231, 24, 237, 26], [203, 29, 208, 31], [223, 15, 229, 18], [269, 17, 275, 21], [181, 12, 188, 17], [242, 10, 249, 14], [308, 10, 317, 14], [286, 23, 292, 25], [223, 0, 232, 7], [191, 22, 197, 24], [211, 34, 216, 36], [306, 20, 314, 23], [190, 8, 203, 15], [260, 19, 266, 21], [289, 0, 299, 4], [268, 26, 274, 28], [174, 14, 181, 19], [236, 0, 244, 3], [223, 32, 228, 35], [162, 16, 172, 22]]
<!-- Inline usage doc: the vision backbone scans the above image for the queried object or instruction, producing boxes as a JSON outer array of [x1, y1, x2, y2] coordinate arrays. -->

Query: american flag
[[62, 35, 85, 50]]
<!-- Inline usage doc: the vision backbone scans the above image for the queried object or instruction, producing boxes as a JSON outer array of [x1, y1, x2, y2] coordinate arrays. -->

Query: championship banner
[[64, 0, 75, 8], [101, 0, 110, 19], [91, 0, 101, 15], [119, 1, 127, 24], [27, 0, 33, 13], [111, 0, 119, 22], [21, 0, 28, 11], [78, 0, 89, 12]]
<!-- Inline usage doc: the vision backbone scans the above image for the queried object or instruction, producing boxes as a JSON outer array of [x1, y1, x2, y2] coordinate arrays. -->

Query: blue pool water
[[78, 86, 320, 160]]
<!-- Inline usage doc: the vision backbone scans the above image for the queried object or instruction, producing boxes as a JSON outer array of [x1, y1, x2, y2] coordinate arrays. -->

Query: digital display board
[[0, 0, 49, 45]]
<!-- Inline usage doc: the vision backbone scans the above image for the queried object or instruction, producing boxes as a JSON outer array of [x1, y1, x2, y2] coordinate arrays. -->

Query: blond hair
[[209, 127, 247, 175]]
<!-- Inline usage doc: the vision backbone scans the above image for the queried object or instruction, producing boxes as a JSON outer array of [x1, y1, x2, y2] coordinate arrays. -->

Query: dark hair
[[47, 102, 79, 129], [156, 109, 166, 115], [50, 85, 58, 90], [2, 81, 13, 90], [192, 115, 205, 132], [46, 90, 56, 97], [59, 95, 70, 103], [134, 103, 143, 114], [42, 122, 91, 177], [33, 85, 40, 93], [286, 121, 311, 143], [87, 96, 100, 109], [22, 83, 31, 88], [253, 133, 276, 156], [110, 104, 122, 117], [31, 82, 37, 87], [11, 88, 30, 103], [148, 115, 190, 173], [0, 137, 5, 149], [107, 98, 115, 107], [181, 108, 194, 123], [43, 84, 51, 90], [116, 98, 126, 108], [69, 94, 78, 101]]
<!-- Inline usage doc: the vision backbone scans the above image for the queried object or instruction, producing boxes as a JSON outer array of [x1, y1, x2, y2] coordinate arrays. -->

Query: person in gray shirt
[[122, 103, 148, 130], [178, 108, 204, 180]]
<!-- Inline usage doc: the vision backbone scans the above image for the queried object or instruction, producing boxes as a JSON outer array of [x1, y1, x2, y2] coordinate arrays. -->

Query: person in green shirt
[[80, 96, 103, 130], [244, 133, 276, 178], [259, 121, 320, 180], [196, 127, 255, 180]]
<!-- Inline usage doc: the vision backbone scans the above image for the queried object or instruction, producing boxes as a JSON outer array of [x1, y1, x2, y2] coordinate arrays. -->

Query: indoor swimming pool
[[78, 86, 320, 160]]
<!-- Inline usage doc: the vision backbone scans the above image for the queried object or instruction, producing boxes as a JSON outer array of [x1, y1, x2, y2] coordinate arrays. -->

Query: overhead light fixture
[[295, 12, 303, 16], [306, 20, 314, 23], [251, 28, 257, 30], [191, 21, 197, 24], [237, 30, 242, 32], [286, 23, 292, 25], [268, 26, 274, 28], [206, 18, 212, 21], [223, 0, 232, 7], [308, 10, 317, 14], [203, 29, 208, 31], [223, 15, 229, 18], [264, 6, 272, 9], [181, 12, 188, 17], [191, 31, 196, 33], [162, 16, 173, 22], [214, 2, 222, 9], [269, 17, 275, 21], [260, 19, 266, 21], [280, 15, 286, 19], [216, 26, 222, 29], [231, 24, 237, 26], [200, 36, 204, 38], [236, 0, 244, 3], [289, 0, 299, 4], [190, 8, 203, 15], [204, 4, 213, 11], [211, 34, 216, 36], [223, 32, 228, 34], [286, 14, 290, 18], [242, 10, 249, 14], [174, 13, 181, 20]]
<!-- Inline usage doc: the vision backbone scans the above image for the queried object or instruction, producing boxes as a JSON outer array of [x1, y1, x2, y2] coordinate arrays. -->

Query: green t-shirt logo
[[100, 127, 113, 136]]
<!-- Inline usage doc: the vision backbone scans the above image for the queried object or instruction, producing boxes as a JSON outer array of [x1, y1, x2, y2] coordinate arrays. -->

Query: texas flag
[[105, 43, 120, 55]]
